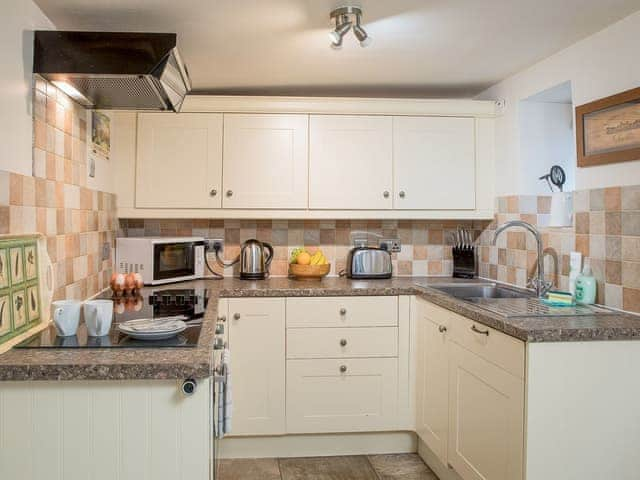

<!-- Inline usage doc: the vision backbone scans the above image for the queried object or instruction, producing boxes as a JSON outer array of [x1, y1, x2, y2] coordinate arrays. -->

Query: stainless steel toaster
[[345, 247, 392, 279]]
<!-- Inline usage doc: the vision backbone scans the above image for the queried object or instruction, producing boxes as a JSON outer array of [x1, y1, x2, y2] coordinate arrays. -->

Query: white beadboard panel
[[62, 385, 92, 480], [1, 385, 34, 480], [32, 387, 62, 480], [119, 384, 149, 480], [0, 379, 212, 480]]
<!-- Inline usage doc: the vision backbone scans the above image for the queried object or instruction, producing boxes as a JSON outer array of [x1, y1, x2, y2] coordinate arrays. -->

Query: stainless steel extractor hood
[[33, 31, 191, 112]]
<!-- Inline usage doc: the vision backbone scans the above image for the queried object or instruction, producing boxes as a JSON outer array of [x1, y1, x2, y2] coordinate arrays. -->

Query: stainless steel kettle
[[240, 239, 274, 280]]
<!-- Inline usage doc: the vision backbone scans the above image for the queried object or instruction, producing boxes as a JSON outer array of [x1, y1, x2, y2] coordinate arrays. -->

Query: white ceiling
[[34, 0, 640, 98]]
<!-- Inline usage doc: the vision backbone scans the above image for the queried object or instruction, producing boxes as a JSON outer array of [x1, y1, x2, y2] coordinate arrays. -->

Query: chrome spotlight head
[[353, 23, 372, 47], [328, 18, 352, 48]]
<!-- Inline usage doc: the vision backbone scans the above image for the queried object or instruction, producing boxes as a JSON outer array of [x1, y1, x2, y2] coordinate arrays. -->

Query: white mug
[[52, 300, 82, 337], [84, 300, 114, 337]]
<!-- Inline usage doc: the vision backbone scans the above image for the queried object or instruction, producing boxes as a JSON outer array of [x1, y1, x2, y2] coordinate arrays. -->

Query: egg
[[124, 273, 135, 291], [111, 273, 125, 294], [133, 273, 144, 289]]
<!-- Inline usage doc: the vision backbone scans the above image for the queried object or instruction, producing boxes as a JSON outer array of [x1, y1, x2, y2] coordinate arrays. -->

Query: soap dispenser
[[575, 263, 596, 305]]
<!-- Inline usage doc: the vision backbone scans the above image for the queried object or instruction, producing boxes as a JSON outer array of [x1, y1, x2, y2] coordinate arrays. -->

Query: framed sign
[[576, 87, 640, 167]]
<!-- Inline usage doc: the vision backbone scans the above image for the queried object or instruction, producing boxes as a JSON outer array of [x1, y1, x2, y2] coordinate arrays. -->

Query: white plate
[[118, 321, 187, 340]]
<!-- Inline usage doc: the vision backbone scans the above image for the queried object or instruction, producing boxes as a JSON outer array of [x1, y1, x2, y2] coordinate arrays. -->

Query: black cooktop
[[15, 288, 209, 349]]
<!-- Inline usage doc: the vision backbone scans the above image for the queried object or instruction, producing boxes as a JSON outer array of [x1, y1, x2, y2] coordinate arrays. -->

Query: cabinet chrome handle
[[226, 190, 233, 197], [383, 190, 390, 198], [340, 365, 347, 373], [340, 338, 347, 346], [471, 325, 489, 336], [399, 190, 406, 198], [210, 189, 217, 197], [339, 308, 347, 315], [233, 313, 241, 320], [438, 325, 447, 333]]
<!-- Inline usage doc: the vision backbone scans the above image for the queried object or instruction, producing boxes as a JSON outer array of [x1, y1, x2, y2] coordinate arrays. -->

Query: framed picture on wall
[[576, 86, 640, 167]]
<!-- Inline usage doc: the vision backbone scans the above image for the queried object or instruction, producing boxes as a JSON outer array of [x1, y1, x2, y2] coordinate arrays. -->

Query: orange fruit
[[296, 251, 311, 265]]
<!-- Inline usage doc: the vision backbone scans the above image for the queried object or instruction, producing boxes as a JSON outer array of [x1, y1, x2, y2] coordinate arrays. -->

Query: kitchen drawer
[[448, 312, 525, 379], [286, 358, 398, 433], [287, 327, 398, 359], [286, 296, 398, 328]]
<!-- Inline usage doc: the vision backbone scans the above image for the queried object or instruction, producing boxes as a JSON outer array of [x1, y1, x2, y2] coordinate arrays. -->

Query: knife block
[[452, 247, 476, 279]]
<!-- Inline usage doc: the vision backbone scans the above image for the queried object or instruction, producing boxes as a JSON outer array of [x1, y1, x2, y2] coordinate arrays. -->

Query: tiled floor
[[218, 453, 439, 480]]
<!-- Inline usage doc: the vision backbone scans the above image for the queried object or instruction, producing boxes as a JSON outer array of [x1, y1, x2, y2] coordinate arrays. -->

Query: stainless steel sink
[[430, 284, 534, 300], [420, 282, 616, 317]]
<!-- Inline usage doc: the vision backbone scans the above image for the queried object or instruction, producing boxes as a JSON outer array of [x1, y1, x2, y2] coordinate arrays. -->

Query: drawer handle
[[233, 313, 241, 320], [340, 365, 347, 373], [438, 325, 447, 333], [339, 308, 347, 315], [471, 325, 489, 336], [209, 188, 218, 197], [340, 338, 347, 346]]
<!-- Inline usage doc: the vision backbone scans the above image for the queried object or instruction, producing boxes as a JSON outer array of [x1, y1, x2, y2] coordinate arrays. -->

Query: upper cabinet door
[[309, 115, 393, 210], [222, 114, 309, 209], [136, 113, 223, 208], [393, 116, 476, 210]]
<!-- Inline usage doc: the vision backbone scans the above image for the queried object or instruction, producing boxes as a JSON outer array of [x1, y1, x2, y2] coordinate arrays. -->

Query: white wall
[[518, 101, 575, 195], [0, 0, 54, 176], [478, 10, 640, 194]]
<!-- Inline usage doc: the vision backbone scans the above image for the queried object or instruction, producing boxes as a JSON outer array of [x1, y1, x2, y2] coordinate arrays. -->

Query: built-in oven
[[116, 237, 205, 285]]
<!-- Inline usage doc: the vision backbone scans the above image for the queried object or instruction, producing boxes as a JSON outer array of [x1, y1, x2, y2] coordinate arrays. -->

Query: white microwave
[[116, 237, 205, 285]]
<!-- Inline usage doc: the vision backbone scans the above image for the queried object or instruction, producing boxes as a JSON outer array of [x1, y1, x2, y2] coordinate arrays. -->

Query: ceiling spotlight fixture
[[328, 15, 352, 49], [329, 6, 372, 49]]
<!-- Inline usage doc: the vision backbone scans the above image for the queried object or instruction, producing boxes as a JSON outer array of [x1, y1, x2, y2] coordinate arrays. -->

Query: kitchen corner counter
[[1, 276, 640, 381]]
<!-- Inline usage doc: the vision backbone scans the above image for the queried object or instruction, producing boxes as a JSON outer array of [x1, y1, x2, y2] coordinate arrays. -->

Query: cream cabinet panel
[[448, 341, 524, 480], [286, 358, 398, 433], [0, 380, 211, 480], [286, 296, 398, 328], [393, 116, 475, 210], [415, 299, 450, 465], [287, 327, 398, 359], [222, 114, 308, 209], [309, 115, 393, 210], [228, 298, 286, 435], [136, 113, 223, 208]]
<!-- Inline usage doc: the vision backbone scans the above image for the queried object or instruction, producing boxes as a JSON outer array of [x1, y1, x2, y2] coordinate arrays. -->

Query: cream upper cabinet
[[415, 300, 450, 465], [393, 116, 476, 210], [136, 113, 223, 208], [222, 114, 309, 209], [227, 298, 286, 436], [447, 341, 524, 480], [309, 115, 393, 210]]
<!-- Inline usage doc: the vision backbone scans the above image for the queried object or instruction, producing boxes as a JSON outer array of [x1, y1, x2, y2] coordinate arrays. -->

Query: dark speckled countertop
[[1, 276, 639, 381]]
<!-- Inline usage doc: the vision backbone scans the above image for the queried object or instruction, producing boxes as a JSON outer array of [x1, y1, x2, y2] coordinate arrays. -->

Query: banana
[[310, 251, 322, 265]]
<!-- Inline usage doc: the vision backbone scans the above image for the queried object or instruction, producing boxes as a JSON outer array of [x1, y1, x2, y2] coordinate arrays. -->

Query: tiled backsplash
[[118, 219, 489, 278], [0, 77, 117, 302], [477, 186, 640, 313]]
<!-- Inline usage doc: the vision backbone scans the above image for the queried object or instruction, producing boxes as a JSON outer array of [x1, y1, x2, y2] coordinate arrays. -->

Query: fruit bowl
[[289, 263, 331, 279]]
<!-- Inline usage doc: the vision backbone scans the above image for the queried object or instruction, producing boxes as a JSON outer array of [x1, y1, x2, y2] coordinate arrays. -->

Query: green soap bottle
[[575, 264, 596, 305]]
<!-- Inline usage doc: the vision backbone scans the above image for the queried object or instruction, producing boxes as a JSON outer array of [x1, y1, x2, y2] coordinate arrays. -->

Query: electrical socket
[[205, 238, 224, 253], [101, 242, 111, 261], [378, 238, 401, 253]]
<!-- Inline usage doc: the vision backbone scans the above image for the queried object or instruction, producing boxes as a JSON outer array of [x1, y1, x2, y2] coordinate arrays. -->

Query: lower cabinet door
[[415, 302, 449, 465], [447, 342, 524, 480], [286, 358, 398, 433], [228, 298, 286, 436]]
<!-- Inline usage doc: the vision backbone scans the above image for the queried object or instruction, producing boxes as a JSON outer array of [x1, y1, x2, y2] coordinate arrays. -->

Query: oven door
[[152, 241, 198, 282]]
